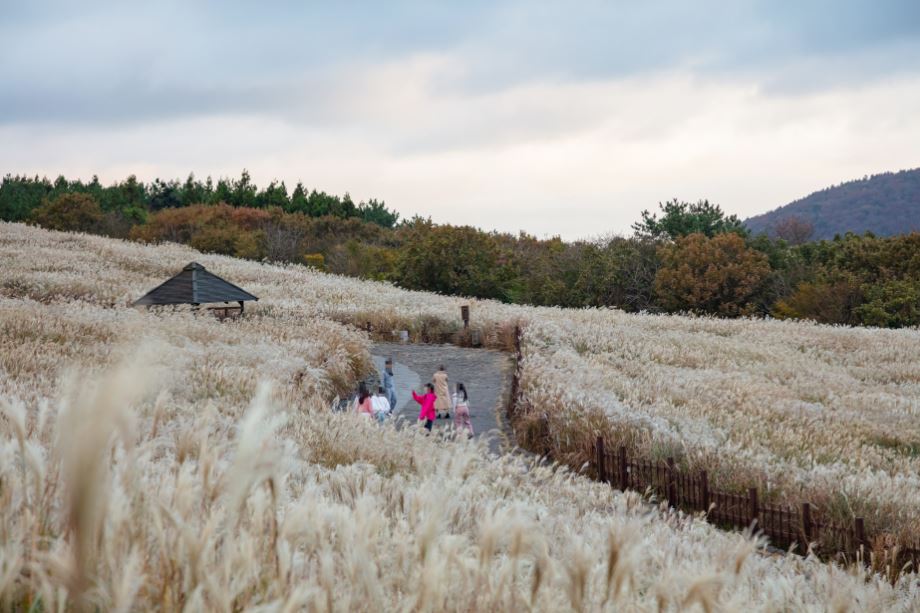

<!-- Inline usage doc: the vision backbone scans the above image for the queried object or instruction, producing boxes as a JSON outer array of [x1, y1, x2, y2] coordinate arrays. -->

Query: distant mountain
[[745, 168, 920, 240]]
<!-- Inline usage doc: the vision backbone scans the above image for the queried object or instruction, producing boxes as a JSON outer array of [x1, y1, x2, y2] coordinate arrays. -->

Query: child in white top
[[372, 386, 391, 423], [452, 382, 473, 437]]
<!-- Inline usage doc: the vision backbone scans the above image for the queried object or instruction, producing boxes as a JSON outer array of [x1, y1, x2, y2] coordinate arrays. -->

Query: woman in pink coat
[[412, 383, 437, 432]]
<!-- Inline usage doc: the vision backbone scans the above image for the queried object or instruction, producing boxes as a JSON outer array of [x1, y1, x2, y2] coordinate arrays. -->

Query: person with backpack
[[412, 383, 437, 432], [452, 382, 474, 437]]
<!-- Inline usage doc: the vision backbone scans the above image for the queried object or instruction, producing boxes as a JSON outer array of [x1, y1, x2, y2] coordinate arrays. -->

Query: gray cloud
[[2, 0, 920, 128]]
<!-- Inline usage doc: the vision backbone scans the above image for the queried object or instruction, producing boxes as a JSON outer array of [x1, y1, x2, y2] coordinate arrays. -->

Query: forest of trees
[[0, 171, 399, 229], [3, 172, 919, 328]]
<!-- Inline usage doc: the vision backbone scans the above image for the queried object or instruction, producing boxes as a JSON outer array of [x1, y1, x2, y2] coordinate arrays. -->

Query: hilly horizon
[[745, 168, 920, 240]]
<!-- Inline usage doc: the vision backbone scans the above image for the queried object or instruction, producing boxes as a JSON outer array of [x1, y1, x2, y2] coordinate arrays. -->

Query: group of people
[[352, 358, 399, 423], [352, 385, 394, 424], [353, 359, 474, 437], [411, 364, 474, 436]]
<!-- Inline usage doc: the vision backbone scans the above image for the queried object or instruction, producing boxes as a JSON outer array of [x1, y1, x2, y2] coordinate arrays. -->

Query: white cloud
[[4, 53, 920, 238]]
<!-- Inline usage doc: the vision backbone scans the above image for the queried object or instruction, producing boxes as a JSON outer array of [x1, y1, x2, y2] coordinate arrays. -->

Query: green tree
[[257, 180, 289, 209], [230, 170, 257, 208], [358, 198, 399, 228], [306, 190, 337, 217], [0, 174, 53, 221], [330, 193, 358, 218], [633, 199, 747, 240], [148, 178, 182, 211], [181, 173, 210, 206], [854, 280, 920, 328], [288, 182, 309, 214], [214, 178, 233, 204], [99, 175, 146, 212]]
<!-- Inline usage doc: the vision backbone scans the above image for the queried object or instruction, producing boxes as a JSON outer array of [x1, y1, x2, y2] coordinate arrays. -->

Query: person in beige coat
[[432, 365, 451, 419]]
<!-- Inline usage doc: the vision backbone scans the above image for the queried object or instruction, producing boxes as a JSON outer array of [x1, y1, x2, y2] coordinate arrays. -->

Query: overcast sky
[[3, 1, 920, 238]]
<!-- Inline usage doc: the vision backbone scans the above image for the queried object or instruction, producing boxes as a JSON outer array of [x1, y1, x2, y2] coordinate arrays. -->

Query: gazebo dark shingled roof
[[133, 262, 258, 307]]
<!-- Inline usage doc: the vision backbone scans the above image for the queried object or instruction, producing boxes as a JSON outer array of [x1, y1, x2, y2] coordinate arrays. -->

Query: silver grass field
[[2, 221, 920, 611]]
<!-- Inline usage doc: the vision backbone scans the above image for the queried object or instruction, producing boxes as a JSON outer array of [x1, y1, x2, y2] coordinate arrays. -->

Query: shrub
[[854, 280, 920, 328], [30, 192, 104, 233], [303, 252, 326, 270]]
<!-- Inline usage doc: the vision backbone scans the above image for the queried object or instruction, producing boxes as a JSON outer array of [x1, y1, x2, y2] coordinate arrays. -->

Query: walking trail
[[371, 342, 515, 454]]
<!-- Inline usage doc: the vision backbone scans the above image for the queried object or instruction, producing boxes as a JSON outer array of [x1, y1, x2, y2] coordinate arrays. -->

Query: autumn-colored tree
[[654, 232, 771, 316], [130, 203, 268, 258], [326, 240, 398, 280], [573, 237, 660, 310], [30, 193, 104, 233], [131, 203, 271, 243], [396, 222, 514, 300], [772, 216, 814, 245], [188, 225, 265, 259], [772, 278, 864, 325]]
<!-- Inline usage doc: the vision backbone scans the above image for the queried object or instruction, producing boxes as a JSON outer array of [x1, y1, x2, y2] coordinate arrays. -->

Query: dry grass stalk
[[2, 223, 920, 609]]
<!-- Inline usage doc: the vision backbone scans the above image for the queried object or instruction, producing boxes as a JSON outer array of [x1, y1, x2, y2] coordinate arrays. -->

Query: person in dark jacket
[[382, 358, 397, 410]]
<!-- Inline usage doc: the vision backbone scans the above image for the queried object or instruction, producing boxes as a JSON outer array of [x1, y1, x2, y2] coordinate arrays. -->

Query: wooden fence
[[591, 436, 891, 558], [507, 326, 920, 573]]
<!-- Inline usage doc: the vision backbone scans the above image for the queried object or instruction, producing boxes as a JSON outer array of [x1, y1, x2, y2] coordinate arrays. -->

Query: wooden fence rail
[[590, 435, 920, 569], [507, 324, 920, 573]]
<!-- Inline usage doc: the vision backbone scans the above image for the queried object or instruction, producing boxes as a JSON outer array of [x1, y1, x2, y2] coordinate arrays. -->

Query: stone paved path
[[372, 343, 515, 454]]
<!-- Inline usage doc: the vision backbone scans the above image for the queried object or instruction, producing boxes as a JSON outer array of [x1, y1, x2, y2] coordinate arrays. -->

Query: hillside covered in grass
[[2, 222, 920, 610]]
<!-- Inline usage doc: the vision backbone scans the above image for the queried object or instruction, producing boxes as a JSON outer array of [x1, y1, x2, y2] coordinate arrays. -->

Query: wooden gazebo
[[132, 262, 258, 318]]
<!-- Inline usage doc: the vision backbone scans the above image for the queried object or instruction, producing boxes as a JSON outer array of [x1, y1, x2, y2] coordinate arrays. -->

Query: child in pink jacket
[[354, 388, 374, 418], [412, 383, 437, 431]]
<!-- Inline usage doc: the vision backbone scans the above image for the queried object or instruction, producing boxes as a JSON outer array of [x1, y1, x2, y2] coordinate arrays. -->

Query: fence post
[[596, 436, 607, 483], [617, 446, 628, 490], [508, 326, 521, 420], [700, 470, 710, 512], [800, 502, 813, 552], [749, 488, 759, 529], [854, 517, 866, 560], [666, 457, 677, 508]]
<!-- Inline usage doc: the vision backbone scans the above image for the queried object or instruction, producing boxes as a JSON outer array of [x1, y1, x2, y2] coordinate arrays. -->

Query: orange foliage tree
[[130, 203, 269, 258], [654, 232, 771, 316]]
